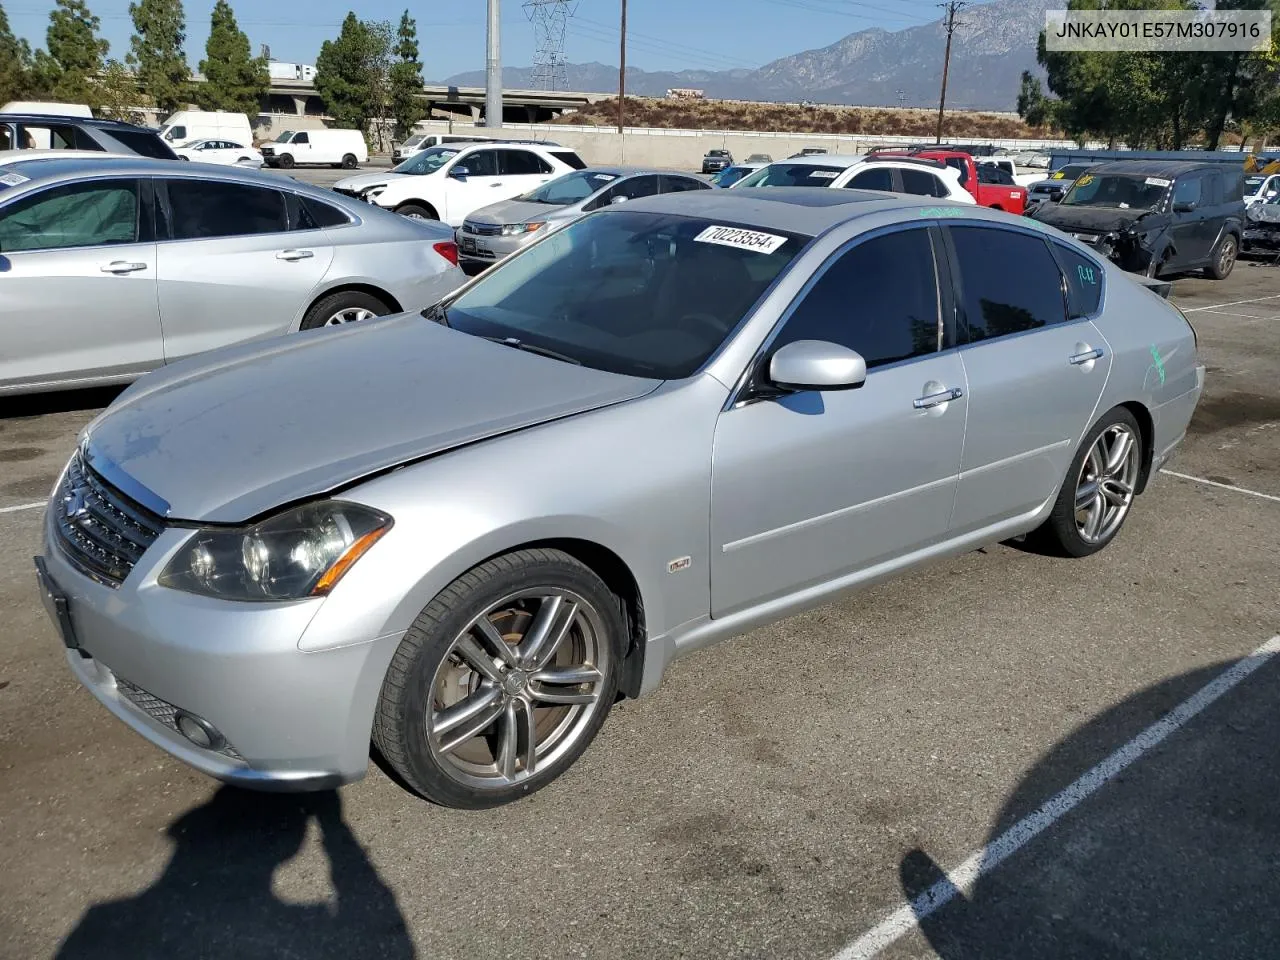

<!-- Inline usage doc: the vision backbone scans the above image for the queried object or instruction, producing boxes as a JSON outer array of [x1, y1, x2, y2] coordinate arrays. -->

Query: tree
[[314, 13, 384, 134], [128, 0, 189, 114], [0, 3, 36, 103], [96, 58, 151, 121], [389, 10, 425, 140], [197, 1, 267, 115], [44, 0, 109, 106], [1015, 70, 1055, 129]]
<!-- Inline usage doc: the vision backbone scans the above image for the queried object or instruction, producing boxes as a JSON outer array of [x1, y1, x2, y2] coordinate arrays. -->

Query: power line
[[570, 15, 760, 70]]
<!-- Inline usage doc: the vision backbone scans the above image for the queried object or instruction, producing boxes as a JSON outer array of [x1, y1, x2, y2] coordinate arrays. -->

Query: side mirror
[[768, 340, 867, 392], [1173, 200, 1195, 213], [450, 166, 470, 180], [609, 195, 629, 205]]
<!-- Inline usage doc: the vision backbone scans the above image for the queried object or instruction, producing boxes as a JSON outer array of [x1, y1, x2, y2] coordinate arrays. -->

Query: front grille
[[261, 146, 275, 156], [116, 677, 243, 760], [463, 220, 502, 236], [53, 453, 165, 587]]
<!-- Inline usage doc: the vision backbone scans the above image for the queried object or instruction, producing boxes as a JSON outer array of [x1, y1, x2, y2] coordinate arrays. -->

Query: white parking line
[[832, 634, 1280, 960], [1182, 294, 1280, 313], [1160, 469, 1280, 504], [1200, 310, 1268, 320], [0, 501, 45, 515]]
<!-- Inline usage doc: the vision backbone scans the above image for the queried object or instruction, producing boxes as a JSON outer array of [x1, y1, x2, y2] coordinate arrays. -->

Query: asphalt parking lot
[[2, 257, 1278, 959]]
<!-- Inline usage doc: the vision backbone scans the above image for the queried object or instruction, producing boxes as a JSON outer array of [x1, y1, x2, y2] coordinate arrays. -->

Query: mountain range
[[441, 0, 1054, 112]]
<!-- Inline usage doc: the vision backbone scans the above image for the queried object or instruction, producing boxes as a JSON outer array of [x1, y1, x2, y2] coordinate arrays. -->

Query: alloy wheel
[[325, 307, 376, 326], [1074, 423, 1140, 544], [426, 589, 611, 790], [1218, 237, 1236, 275]]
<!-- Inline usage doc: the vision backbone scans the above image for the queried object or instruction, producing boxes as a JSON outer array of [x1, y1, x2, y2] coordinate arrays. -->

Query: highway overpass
[[187, 75, 611, 124]]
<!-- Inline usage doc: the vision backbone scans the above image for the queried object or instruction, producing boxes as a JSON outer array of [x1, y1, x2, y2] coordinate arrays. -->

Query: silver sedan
[[455, 166, 711, 269], [0, 156, 465, 395], [35, 189, 1203, 808]]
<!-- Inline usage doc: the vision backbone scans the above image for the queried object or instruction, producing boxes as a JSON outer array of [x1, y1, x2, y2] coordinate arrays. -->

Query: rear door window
[[501, 150, 553, 175], [460, 150, 500, 177], [845, 167, 895, 192], [107, 128, 175, 159], [288, 194, 352, 230], [661, 175, 711, 193], [948, 226, 1068, 341], [900, 167, 948, 198], [0, 180, 141, 252], [164, 180, 289, 239], [1173, 175, 1203, 208]]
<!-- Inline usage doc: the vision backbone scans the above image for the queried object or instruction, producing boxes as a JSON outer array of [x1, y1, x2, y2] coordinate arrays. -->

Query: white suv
[[733, 154, 975, 205], [335, 141, 586, 226]]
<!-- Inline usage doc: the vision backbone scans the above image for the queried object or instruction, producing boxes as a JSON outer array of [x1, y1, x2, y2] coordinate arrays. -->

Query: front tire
[[300, 290, 391, 330], [277, 153, 295, 169], [1033, 407, 1143, 558], [1205, 233, 1238, 280], [394, 202, 437, 221], [373, 549, 624, 809]]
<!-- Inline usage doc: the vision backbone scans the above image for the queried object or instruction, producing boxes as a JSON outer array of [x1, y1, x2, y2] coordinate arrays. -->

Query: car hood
[[1031, 203, 1161, 233], [466, 198, 572, 225], [83, 315, 661, 524], [333, 170, 411, 192]]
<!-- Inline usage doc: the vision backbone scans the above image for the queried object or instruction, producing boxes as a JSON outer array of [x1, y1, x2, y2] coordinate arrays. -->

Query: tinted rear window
[[550, 150, 586, 170], [108, 128, 178, 159], [165, 180, 288, 239]]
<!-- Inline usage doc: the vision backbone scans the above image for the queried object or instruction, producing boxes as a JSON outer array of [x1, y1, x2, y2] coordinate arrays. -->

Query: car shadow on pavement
[[898, 655, 1280, 958], [2, 387, 125, 420], [54, 786, 416, 959]]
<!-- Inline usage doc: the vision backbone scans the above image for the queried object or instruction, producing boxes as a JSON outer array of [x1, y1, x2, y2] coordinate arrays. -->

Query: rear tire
[[277, 153, 295, 169], [300, 290, 391, 330], [372, 549, 624, 809], [1032, 406, 1144, 558], [1205, 233, 1238, 280], [341, 153, 358, 169], [395, 202, 437, 221]]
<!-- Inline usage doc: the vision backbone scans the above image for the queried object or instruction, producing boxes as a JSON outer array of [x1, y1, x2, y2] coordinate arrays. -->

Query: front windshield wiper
[[481, 335, 583, 365], [421, 301, 450, 326]]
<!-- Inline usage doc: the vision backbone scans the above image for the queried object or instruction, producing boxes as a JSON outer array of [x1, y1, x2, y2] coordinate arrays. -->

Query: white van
[[1, 101, 93, 118], [159, 111, 253, 147], [392, 133, 492, 163], [260, 128, 368, 169]]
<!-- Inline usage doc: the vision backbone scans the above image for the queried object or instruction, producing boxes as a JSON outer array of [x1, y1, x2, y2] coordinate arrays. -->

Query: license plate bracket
[[460, 236, 477, 253], [34, 556, 80, 651]]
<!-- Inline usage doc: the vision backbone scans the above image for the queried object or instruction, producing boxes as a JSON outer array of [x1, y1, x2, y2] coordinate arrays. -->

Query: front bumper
[[455, 225, 539, 264], [36, 514, 403, 790]]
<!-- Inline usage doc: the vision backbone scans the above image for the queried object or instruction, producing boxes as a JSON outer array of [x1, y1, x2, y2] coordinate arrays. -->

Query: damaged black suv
[[1028, 161, 1244, 280]]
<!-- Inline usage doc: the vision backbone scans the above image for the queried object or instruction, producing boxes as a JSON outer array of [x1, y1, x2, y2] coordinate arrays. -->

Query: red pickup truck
[[874, 149, 1028, 214]]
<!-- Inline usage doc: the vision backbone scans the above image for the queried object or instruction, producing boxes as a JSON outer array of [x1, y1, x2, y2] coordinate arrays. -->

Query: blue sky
[[5, 0, 939, 79]]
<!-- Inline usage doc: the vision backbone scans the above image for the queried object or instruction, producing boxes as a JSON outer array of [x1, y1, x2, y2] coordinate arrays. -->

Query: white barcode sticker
[[0, 172, 30, 187], [1145, 177, 1172, 187], [808, 170, 839, 180], [694, 225, 788, 254]]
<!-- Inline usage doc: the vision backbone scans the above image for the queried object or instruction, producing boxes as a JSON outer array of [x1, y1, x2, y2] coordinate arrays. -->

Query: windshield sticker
[[1076, 174, 1095, 187], [1077, 263, 1098, 285], [1145, 177, 1172, 187], [0, 172, 30, 187], [808, 170, 839, 179], [592, 174, 617, 182], [694, 225, 788, 254], [1051, 172, 1065, 179]]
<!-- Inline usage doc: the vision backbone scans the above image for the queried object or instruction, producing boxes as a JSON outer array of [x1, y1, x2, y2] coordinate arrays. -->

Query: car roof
[[0, 112, 151, 131], [769, 154, 867, 169], [584, 165, 705, 177], [612, 187, 989, 235], [1085, 160, 1229, 177], [0, 148, 122, 163]]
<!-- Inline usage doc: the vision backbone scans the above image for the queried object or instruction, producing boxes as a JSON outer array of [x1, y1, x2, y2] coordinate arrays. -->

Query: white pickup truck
[[980, 156, 1047, 188]]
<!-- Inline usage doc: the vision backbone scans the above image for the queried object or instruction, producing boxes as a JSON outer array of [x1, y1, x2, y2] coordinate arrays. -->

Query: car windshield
[[735, 163, 845, 187], [401, 134, 425, 148], [709, 150, 729, 157], [711, 167, 754, 186], [394, 146, 460, 175], [1246, 175, 1266, 190], [277, 131, 294, 143], [437, 210, 809, 379], [520, 170, 620, 204], [1049, 164, 1092, 182], [1061, 172, 1169, 210]]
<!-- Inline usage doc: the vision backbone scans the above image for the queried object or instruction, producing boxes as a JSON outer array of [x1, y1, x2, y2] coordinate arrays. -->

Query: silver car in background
[[0, 156, 465, 395], [35, 190, 1203, 809], [455, 167, 711, 269]]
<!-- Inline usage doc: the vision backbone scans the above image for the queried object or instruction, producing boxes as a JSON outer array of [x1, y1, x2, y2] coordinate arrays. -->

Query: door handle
[[913, 386, 963, 409], [276, 249, 314, 261], [99, 261, 147, 274], [490, 182, 504, 187], [1068, 347, 1104, 365]]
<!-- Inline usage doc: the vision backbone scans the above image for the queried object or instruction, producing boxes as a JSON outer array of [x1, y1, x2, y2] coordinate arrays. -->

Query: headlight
[[159, 501, 392, 601], [501, 221, 546, 236], [362, 186, 386, 203]]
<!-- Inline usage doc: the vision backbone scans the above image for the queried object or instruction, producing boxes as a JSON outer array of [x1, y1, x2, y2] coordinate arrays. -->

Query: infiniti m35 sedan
[[36, 189, 1204, 808]]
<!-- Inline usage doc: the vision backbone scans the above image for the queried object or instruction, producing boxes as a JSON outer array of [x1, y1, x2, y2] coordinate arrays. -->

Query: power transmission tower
[[896, 88, 908, 108], [525, 0, 577, 91], [935, 0, 966, 144]]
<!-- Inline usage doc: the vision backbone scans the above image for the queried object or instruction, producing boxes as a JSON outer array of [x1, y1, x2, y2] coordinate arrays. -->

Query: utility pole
[[486, 0, 503, 130], [935, 0, 965, 144], [617, 0, 627, 134]]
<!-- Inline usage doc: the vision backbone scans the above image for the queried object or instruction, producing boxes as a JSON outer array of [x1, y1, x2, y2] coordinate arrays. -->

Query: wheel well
[[988, 203, 1004, 211], [395, 199, 439, 220], [500, 538, 647, 700], [1120, 401, 1156, 494], [305, 283, 402, 318]]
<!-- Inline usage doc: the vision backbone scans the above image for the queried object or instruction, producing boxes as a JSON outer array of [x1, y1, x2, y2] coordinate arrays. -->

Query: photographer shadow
[[56, 786, 416, 959]]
